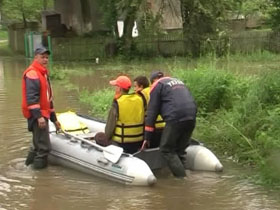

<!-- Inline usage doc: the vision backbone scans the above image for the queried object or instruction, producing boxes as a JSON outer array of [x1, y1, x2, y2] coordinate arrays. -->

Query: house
[[53, 0, 182, 36], [54, 0, 106, 36]]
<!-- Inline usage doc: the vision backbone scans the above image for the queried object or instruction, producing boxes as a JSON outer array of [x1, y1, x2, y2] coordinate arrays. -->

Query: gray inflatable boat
[[48, 114, 223, 186]]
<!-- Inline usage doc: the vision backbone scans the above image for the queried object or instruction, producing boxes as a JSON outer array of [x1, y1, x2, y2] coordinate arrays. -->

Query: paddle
[[61, 130, 123, 163]]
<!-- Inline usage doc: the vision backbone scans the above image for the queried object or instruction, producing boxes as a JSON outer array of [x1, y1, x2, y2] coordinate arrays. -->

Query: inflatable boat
[[48, 113, 223, 186]]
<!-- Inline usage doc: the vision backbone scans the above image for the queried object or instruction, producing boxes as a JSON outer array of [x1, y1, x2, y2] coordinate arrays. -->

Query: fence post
[[30, 32, 34, 58], [24, 32, 29, 57], [47, 35, 53, 69]]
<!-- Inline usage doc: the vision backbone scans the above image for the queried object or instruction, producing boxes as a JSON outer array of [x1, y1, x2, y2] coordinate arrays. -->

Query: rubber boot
[[25, 150, 36, 166], [162, 153, 186, 177], [179, 154, 188, 169], [33, 156, 48, 169]]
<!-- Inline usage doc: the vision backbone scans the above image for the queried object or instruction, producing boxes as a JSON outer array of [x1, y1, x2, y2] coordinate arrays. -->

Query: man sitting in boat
[[134, 75, 165, 148], [105, 75, 145, 154]]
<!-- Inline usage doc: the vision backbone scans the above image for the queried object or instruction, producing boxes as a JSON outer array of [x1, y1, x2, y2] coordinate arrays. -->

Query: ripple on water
[[0, 93, 7, 101]]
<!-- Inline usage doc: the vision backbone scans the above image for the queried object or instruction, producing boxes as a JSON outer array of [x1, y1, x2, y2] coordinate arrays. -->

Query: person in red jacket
[[22, 46, 60, 169]]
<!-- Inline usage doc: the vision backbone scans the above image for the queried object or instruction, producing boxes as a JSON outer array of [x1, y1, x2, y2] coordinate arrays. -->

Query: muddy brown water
[[0, 58, 279, 210]]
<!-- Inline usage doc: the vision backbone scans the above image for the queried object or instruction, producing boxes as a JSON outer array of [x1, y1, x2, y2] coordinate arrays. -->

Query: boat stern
[[186, 145, 223, 172], [125, 157, 157, 186]]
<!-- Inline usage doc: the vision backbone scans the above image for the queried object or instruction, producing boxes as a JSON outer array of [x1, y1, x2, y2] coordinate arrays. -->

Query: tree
[[2, 0, 53, 26], [235, 0, 273, 19], [270, 0, 280, 31], [98, 0, 144, 57], [179, 0, 234, 57]]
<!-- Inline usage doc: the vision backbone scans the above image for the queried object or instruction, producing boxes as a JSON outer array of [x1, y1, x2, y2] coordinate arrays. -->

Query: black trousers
[[31, 120, 51, 159], [160, 120, 196, 177], [114, 141, 143, 154], [150, 129, 163, 148]]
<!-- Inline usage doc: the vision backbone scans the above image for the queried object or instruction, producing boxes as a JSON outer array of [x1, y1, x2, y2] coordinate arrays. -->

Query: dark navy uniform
[[144, 77, 197, 177]]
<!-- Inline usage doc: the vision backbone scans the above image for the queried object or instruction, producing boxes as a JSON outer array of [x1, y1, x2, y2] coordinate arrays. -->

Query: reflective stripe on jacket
[[22, 61, 53, 119], [112, 94, 145, 143]]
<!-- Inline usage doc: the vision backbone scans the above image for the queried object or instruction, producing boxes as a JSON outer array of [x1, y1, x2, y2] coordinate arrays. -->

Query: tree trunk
[[121, 12, 136, 55], [43, 0, 48, 10], [119, 0, 142, 57], [180, 0, 200, 57], [22, 11, 27, 28]]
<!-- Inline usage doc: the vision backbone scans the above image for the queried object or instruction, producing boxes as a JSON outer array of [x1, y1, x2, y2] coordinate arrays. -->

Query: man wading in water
[[22, 46, 60, 169], [142, 71, 197, 177]]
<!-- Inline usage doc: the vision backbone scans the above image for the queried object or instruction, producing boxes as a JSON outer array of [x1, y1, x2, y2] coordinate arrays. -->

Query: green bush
[[80, 88, 114, 119], [172, 67, 250, 114]]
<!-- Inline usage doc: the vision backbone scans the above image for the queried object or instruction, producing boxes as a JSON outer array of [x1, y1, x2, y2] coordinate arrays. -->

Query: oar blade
[[103, 145, 123, 163]]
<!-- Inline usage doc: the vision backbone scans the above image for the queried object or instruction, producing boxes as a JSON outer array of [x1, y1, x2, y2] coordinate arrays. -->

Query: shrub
[[79, 88, 114, 119], [172, 67, 250, 114]]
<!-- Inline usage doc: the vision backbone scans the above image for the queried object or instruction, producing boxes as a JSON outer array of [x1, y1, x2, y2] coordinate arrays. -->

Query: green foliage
[[79, 88, 114, 119], [2, 0, 53, 24], [180, 0, 231, 57], [270, 0, 280, 31], [0, 29, 8, 40], [234, 0, 273, 18], [253, 71, 280, 106], [195, 69, 280, 185], [49, 67, 67, 80], [258, 151, 280, 185], [172, 67, 250, 113], [97, 0, 118, 34]]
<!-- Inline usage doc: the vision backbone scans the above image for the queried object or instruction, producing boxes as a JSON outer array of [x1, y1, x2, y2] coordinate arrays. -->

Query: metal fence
[[48, 30, 280, 60], [51, 37, 114, 61]]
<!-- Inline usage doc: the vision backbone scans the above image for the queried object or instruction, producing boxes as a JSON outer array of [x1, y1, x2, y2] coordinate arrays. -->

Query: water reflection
[[0, 58, 279, 210]]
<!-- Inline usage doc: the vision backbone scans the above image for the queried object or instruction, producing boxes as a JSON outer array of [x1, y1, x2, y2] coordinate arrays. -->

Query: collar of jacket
[[150, 76, 171, 92], [31, 60, 49, 75]]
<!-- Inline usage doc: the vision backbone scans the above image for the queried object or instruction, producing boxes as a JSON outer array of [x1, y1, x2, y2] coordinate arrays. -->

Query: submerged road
[[0, 58, 279, 210]]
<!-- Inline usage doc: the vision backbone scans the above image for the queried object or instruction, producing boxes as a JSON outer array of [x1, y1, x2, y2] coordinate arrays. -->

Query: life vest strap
[[113, 133, 143, 138], [116, 123, 144, 128]]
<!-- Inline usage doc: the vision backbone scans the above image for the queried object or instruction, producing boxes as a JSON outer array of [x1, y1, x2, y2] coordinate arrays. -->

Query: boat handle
[[97, 157, 109, 165]]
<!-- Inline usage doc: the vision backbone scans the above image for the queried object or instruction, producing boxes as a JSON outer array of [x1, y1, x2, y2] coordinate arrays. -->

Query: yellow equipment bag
[[57, 111, 90, 134]]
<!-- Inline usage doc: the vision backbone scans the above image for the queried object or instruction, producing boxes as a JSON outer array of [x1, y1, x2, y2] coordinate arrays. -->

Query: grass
[[0, 29, 8, 40], [79, 88, 114, 119]]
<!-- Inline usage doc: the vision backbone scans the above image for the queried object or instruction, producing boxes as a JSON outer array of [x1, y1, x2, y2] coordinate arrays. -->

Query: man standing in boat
[[142, 71, 197, 177], [22, 46, 61, 169], [105, 75, 145, 154]]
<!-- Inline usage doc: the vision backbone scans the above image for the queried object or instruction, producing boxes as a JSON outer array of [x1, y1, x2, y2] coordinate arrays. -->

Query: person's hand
[[38, 117, 46, 129], [140, 140, 150, 151], [54, 121, 61, 131]]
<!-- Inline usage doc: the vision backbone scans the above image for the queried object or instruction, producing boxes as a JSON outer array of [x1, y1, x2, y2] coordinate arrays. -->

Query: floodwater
[[0, 58, 279, 210]]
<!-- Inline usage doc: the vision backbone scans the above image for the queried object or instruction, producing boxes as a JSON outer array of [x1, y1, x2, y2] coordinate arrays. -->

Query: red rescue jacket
[[22, 60, 54, 119]]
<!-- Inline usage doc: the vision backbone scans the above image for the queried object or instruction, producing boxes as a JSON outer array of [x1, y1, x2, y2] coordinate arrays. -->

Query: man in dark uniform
[[142, 71, 197, 177]]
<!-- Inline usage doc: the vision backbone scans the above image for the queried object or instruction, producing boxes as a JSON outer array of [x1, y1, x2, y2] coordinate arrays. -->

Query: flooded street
[[0, 58, 279, 210]]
